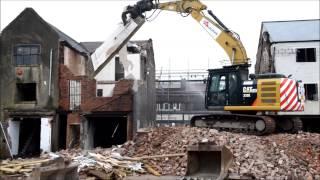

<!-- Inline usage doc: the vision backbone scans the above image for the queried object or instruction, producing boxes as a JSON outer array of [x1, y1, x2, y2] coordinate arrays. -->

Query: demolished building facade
[[0, 8, 155, 158]]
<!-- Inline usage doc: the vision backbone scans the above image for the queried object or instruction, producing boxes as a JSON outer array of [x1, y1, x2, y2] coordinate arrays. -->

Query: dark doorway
[[69, 124, 80, 148], [18, 118, 41, 157], [58, 114, 67, 150], [89, 116, 127, 148]]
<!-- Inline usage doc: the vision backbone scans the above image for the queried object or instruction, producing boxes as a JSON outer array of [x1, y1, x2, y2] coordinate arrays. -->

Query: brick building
[[0, 8, 155, 158], [80, 40, 156, 149]]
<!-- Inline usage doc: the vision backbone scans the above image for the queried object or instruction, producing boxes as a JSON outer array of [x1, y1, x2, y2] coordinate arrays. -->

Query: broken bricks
[[1, 127, 319, 179], [122, 127, 320, 179]]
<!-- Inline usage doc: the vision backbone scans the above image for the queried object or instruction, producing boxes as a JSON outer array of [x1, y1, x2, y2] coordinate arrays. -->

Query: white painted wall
[[95, 58, 116, 81], [95, 57, 116, 97], [7, 117, 53, 155], [40, 117, 52, 152], [272, 42, 320, 115], [124, 54, 141, 80], [95, 46, 143, 97], [7, 119, 20, 155], [96, 84, 115, 97]]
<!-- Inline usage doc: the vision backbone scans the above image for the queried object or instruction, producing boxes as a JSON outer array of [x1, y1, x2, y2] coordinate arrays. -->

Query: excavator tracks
[[190, 113, 276, 135], [277, 117, 303, 133], [290, 117, 303, 133]]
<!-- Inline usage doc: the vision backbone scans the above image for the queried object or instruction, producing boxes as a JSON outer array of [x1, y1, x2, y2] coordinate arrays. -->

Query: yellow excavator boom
[[122, 0, 248, 64]]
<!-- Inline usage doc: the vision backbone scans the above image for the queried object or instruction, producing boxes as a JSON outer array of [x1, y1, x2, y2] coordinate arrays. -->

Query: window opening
[[16, 83, 36, 102], [304, 83, 318, 101], [296, 48, 316, 62], [14, 45, 40, 65], [69, 80, 81, 110]]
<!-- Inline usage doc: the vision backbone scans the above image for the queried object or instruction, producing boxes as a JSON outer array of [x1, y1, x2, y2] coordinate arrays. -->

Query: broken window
[[16, 83, 36, 102], [97, 89, 103, 97], [115, 57, 124, 81], [14, 45, 40, 65], [69, 80, 81, 110], [296, 48, 316, 62], [304, 83, 318, 101]]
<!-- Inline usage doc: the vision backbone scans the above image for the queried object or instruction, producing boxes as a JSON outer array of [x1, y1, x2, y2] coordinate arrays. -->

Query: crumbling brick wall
[[59, 64, 96, 148], [81, 80, 133, 112], [59, 64, 133, 112], [59, 63, 134, 147], [59, 64, 97, 111]]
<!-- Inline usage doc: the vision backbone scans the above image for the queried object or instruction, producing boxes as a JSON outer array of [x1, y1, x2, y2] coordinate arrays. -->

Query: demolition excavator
[[121, 0, 305, 135]]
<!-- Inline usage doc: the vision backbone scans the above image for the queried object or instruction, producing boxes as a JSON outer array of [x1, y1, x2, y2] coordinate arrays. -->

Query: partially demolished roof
[[261, 19, 320, 43], [49, 23, 88, 54], [80, 42, 103, 54], [80, 41, 144, 55], [3, 8, 88, 54]]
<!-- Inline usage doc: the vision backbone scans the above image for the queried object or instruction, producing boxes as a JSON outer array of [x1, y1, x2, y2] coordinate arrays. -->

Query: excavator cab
[[206, 64, 249, 110]]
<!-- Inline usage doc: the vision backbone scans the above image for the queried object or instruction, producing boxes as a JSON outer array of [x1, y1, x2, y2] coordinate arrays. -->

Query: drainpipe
[[48, 49, 53, 96], [271, 46, 276, 73]]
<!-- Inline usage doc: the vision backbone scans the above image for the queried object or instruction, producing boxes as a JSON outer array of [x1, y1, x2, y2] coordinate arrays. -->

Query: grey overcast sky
[[1, 0, 319, 72]]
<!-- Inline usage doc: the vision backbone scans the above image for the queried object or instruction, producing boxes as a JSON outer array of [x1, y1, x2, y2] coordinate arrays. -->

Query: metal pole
[[48, 49, 53, 96], [0, 121, 13, 159], [231, 49, 235, 65]]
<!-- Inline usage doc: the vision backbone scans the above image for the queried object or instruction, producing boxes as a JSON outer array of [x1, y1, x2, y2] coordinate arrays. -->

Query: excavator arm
[[122, 0, 248, 65]]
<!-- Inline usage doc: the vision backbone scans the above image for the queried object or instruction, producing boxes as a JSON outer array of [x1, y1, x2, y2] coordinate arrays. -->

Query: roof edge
[[262, 19, 320, 24]]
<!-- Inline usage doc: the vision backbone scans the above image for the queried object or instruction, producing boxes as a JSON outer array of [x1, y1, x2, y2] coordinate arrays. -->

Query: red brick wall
[[59, 64, 133, 113], [81, 80, 133, 112], [67, 112, 80, 124], [59, 64, 72, 110], [58, 47, 135, 148], [59, 64, 97, 111]]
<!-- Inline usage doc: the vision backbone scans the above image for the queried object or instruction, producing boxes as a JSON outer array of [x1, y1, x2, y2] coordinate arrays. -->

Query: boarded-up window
[[115, 57, 124, 81], [296, 48, 316, 62], [69, 80, 81, 110], [304, 83, 318, 101], [14, 45, 40, 65]]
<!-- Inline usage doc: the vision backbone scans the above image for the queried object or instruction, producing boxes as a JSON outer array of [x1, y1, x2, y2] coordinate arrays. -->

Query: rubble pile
[[122, 127, 320, 179], [0, 148, 147, 179], [0, 158, 52, 175], [1, 127, 319, 179], [42, 148, 147, 179]]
